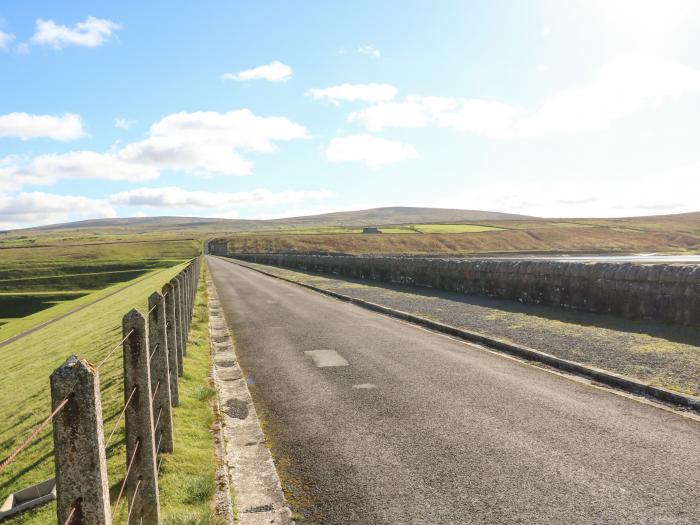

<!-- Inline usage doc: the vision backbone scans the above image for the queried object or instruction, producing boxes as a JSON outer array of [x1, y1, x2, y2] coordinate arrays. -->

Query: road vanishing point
[[206, 255, 700, 524]]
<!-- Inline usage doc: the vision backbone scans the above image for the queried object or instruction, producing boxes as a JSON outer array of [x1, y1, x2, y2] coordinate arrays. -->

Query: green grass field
[[0, 237, 201, 344], [0, 261, 220, 523], [410, 223, 506, 233]]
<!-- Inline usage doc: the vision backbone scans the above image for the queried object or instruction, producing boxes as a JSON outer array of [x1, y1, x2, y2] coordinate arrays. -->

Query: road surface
[[207, 256, 700, 524]]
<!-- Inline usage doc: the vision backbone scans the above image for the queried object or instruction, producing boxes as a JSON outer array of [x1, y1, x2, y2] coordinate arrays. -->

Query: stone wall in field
[[224, 251, 700, 325]]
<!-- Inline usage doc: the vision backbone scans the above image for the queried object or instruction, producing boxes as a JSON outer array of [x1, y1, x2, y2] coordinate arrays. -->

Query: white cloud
[[349, 56, 700, 139], [31, 16, 120, 48], [109, 186, 333, 209], [306, 83, 397, 104], [0, 112, 86, 141], [115, 118, 135, 130], [118, 109, 308, 176], [0, 192, 116, 229], [221, 61, 292, 83], [326, 134, 419, 169], [2, 109, 308, 189], [432, 163, 700, 218], [0, 30, 15, 51], [358, 44, 380, 58]]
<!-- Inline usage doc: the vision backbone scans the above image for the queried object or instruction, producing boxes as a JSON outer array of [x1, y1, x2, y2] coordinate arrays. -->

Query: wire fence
[[0, 257, 201, 524]]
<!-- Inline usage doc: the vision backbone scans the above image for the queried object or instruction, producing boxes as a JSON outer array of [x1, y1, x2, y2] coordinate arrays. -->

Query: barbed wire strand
[[125, 478, 142, 525], [112, 439, 140, 521], [62, 505, 77, 525], [96, 329, 134, 370], [151, 381, 160, 404], [154, 407, 163, 433], [148, 343, 159, 362], [104, 386, 137, 448], [147, 304, 157, 316], [0, 396, 71, 475]]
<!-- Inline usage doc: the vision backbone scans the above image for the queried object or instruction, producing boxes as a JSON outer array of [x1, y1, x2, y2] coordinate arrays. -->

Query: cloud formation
[[0, 192, 116, 229], [221, 61, 292, 82], [348, 56, 700, 138], [358, 44, 380, 58], [326, 134, 418, 169], [307, 83, 397, 104], [0, 30, 15, 51], [0, 112, 86, 141], [115, 118, 135, 130], [109, 186, 333, 208], [0, 185, 334, 229], [1, 109, 308, 190], [31, 16, 121, 48]]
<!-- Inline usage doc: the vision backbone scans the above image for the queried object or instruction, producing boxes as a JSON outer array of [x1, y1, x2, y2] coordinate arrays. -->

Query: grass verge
[[0, 261, 222, 523], [158, 264, 222, 524]]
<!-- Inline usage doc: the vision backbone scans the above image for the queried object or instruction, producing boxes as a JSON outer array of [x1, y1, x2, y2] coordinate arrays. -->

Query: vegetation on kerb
[[0, 262, 221, 523]]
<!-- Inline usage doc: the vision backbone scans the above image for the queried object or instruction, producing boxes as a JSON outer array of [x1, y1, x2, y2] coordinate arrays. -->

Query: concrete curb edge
[[222, 256, 700, 416], [206, 263, 294, 525]]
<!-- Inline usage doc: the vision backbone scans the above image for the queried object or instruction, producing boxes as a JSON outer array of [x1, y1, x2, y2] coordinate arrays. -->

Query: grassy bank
[[158, 264, 221, 524], [0, 261, 221, 523]]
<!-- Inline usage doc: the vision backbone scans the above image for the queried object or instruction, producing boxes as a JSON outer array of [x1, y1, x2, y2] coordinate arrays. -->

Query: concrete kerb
[[222, 256, 700, 416], [205, 262, 293, 525]]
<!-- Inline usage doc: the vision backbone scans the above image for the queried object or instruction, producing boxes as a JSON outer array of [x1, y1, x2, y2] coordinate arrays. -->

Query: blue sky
[[1, 0, 700, 229]]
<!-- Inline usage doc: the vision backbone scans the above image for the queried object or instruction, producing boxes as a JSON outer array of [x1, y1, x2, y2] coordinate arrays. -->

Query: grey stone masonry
[[162, 281, 180, 405], [122, 309, 160, 525], [234, 253, 700, 326], [148, 292, 174, 454], [50, 356, 112, 525]]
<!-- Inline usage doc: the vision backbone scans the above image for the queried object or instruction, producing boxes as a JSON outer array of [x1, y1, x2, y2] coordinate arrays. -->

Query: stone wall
[[225, 252, 700, 325]]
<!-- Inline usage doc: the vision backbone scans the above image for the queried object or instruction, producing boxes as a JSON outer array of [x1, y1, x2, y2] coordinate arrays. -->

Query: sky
[[1, 0, 700, 229]]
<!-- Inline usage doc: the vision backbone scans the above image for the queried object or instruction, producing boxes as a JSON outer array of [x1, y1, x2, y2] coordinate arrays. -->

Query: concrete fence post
[[184, 267, 192, 326], [50, 356, 112, 525], [122, 309, 160, 525], [176, 274, 187, 357], [147, 293, 174, 454], [162, 282, 180, 404]]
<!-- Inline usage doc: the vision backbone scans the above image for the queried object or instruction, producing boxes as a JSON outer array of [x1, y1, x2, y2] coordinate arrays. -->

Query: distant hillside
[[272, 207, 531, 227], [17, 207, 532, 234]]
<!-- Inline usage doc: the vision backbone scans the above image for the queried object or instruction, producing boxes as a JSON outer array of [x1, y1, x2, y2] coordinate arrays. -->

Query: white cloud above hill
[[307, 83, 397, 104], [1, 109, 308, 190], [221, 61, 293, 82], [0, 112, 85, 141], [109, 186, 333, 208], [31, 16, 121, 48], [326, 134, 418, 169], [348, 56, 700, 138], [0, 30, 15, 51]]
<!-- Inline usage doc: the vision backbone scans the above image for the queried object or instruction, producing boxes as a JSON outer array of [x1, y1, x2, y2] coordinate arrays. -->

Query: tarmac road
[[207, 255, 700, 524]]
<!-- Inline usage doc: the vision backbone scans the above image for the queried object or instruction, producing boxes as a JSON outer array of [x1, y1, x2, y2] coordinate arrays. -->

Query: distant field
[[215, 216, 700, 255], [0, 236, 200, 334]]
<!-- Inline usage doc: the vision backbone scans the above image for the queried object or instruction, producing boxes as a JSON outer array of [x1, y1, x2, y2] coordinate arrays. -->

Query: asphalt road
[[207, 256, 700, 524]]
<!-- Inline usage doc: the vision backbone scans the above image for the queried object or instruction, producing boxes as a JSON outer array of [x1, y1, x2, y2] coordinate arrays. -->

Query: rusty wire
[[112, 439, 140, 520], [62, 505, 77, 525], [125, 478, 142, 525], [104, 386, 137, 448], [148, 343, 160, 362], [153, 406, 163, 433], [0, 396, 71, 475], [151, 381, 160, 404], [96, 329, 134, 370]]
